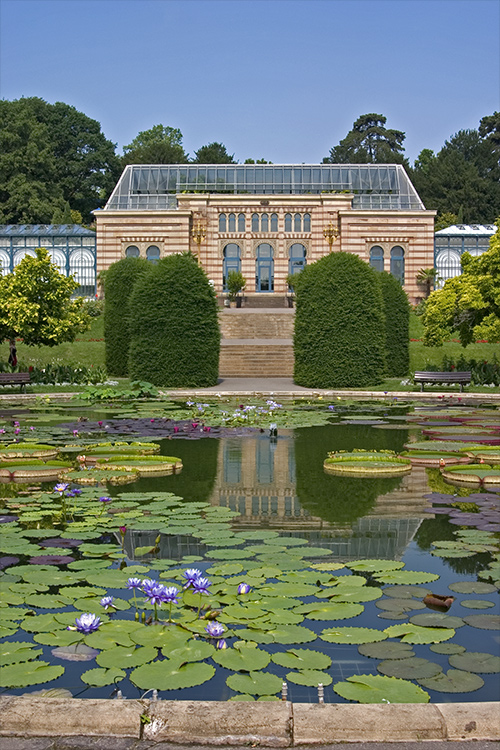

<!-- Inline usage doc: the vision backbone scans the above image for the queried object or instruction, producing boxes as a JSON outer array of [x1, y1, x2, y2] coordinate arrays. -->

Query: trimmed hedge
[[293, 252, 386, 388], [104, 257, 151, 376], [378, 271, 410, 377], [128, 253, 220, 387]]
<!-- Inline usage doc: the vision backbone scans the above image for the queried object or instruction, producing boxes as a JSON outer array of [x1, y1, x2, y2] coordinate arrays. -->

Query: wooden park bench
[[0, 372, 31, 392], [413, 371, 471, 392]]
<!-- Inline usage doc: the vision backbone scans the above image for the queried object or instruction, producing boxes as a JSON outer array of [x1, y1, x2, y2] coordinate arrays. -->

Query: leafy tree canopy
[[411, 115, 500, 223], [0, 97, 120, 224], [323, 113, 406, 164], [122, 124, 188, 165], [422, 221, 500, 346], [0, 247, 90, 352], [435, 212, 459, 232], [193, 142, 236, 163]]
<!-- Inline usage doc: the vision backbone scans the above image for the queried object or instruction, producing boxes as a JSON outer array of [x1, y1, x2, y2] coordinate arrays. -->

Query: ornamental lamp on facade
[[323, 222, 340, 252], [191, 220, 207, 263]]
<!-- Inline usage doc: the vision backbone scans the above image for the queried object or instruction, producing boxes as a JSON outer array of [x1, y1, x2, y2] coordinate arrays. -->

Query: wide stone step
[[220, 310, 295, 339], [220, 340, 294, 377]]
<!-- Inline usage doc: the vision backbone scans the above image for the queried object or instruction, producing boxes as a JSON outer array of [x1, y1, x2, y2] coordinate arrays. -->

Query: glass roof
[[104, 164, 425, 211], [435, 224, 496, 236], [0, 224, 96, 237]]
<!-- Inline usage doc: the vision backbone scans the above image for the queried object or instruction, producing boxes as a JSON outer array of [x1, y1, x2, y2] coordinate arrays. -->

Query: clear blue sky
[[1, 0, 498, 164]]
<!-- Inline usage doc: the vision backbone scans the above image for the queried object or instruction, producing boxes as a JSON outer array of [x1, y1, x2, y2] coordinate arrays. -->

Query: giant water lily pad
[[417, 669, 484, 693], [333, 674, 430, 704], [0, 641, 42, 666], [226, 670, 283, 696], [377, 657, 442, 680], [271, 649, 331, 670], [131, 659, 215, 690], [449, 581, 497, 594], [409, 612, 465, 629], [286, 670, 333, 687], [375, 571, 440, 585], [320, 627, 387, 644], [212, 643, 270, 671], [96, 645, 157, 669], [449, 651, 500, 674]]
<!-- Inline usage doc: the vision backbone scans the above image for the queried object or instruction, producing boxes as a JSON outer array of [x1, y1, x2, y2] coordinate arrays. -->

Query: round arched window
[[125, 246, 140, 258], [147, 245, 160, 264], [369, 246, 384, 272]]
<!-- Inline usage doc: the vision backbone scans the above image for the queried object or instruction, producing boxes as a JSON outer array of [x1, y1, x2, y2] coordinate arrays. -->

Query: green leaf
[[383, 624, 455, 644], [80, 667, 126, 686], [271, 649, 331, 671], [333, 674, 430, 704], [212, 644, 270, 671], [286, 670, 333, 686], [0, 661, 65, 688], [377, 657, 442, 679], [320, 627, 387, 644], [96, 645, 157, 669], [358, 642, 414, 660], [131, 660, 215, 690], [226, 671, 283, 697], [449, 651, 500, 674], [417, 669, 484, 693]]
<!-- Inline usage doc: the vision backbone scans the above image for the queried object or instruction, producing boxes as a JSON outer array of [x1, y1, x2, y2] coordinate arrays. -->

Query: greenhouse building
[[434, 224, 495, 288], [95, 164, 436, 305]]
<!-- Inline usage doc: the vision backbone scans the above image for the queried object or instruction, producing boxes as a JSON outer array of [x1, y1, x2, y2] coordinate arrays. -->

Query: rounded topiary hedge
[[293, 252, 386, 388], [104, 257, 151, 376], [128, 253, 220, 387], [378, 271, 410, 377]]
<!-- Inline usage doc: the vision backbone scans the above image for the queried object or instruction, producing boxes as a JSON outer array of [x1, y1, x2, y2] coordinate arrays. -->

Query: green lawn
[[2, 312, 498, 394]]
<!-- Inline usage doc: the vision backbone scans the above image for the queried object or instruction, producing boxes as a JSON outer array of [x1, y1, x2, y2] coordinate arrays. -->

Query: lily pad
[[462, 613, 500, 630], [449, 651, 500, 673], [80, 667, 126, 686], [348, 560, 405, 572], [333, 674, 430, 704], [212, 643, 270, 671], [167, 641, 215, 663], [383, 624, 455, 644], [0, 661, 65, 688], [298, 602, 364, 621], [409, 612, 465, 629], [377, 657, 442, 679], [226, 670, 283, 696], [448, 581, 497, 594], [0, 641, 42, 666], [460, 599, 495, 609], [358, 642, 415, 660], [417, 669, 484, 693], [268, 624, 317, 644], [51, 644, 99, 662], [430, 643, 466, 655], [96, 645, 157, 669], [375, 571, 440, 585], [286, 670, 333, 687], [271, 649, 332, 670], [130, 660, 215, 690], [320, 627, 387, 644], [384, 585, 432, 599]]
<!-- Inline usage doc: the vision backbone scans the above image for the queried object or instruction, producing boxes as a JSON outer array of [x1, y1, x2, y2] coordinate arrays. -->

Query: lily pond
[[0, 396, 499, 705]]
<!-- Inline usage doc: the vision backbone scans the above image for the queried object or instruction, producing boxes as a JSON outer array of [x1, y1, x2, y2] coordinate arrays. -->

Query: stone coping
[[0, 698, 498, 744]]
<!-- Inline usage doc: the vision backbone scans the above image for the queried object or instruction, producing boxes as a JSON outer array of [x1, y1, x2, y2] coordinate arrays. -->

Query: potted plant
[[226, 270, 246, 308]]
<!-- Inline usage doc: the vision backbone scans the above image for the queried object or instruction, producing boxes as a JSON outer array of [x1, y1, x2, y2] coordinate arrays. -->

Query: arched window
[[390, 246, 405, 284], [284, 214, 292, 232], [369, 246, 384, 272], [303, 213, 311, 232], [251, 213, 259, 232], [219, 213, 227, 232], [255, 243, 274, 292], [289, 243, 307, 278], [13, 249, 36, 266], [147, 245, 160, 264], [294, 213, 302, 232], [70, 248, 95, 296], [125, 245, 140, 258], [271, 213, 278, 232], [261, 213, 269, 232], [0, 249, 11, 276], [228, 213, 236, 232], [223, 243, 241, 290], [238, 213, 246, 232]]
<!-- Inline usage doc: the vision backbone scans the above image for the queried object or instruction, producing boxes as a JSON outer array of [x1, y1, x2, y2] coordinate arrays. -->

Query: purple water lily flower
[[100, 596, 115, 610], [193, 576, 211, 596], [205, 621, 225, 638], [99, 496, 112, 504], [67, 488, 82, 497], [127, 577, 142, 589], [237, 582, 251, 595], [161, 586, 179, 604], [144, 583, 167, 606], [69, 613, 101, 634], [53, 482, 70, 494], [216, 638, 228, 650], [183, 568, 202, 587]]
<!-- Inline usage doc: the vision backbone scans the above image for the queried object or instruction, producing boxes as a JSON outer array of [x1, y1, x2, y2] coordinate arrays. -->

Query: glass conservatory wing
[[104, 164, 425, 210]]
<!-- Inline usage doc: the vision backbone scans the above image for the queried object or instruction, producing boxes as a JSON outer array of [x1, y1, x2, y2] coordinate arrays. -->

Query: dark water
[[3, 416, 500, 704]]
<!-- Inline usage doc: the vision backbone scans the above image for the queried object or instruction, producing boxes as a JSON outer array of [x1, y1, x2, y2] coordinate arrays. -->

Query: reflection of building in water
[[122, 433, 434, 562]]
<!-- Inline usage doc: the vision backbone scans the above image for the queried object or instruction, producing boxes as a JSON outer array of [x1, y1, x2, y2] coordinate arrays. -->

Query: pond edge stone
[[0, 698, 498, 743]]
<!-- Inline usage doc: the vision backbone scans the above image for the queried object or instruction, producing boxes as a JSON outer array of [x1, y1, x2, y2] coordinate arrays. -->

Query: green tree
[[122, 125, 188, 165], [323, 113, 406, 164], [244, 158, 272, 164], [293, 252, 386, 388], [422, 221, 500, 346], [416, 267, 439, 299], [104, 257, 151, 376], [435, 212, 459, 232], [0, 248, 90, 358], [193, 142, 236, 163], [411, 119, 500, 222], [0, 97, 120, 224], [128, 253, 220, 387], [378, 271, 410, 377]]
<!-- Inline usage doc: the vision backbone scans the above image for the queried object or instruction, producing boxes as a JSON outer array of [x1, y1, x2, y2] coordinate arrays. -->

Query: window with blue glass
[[238, 213, 246, 232], [223, 243, 241, 289], [303, 213, 311, 232], [146, 245, 160, 264], [294, 213, 302, 232], [271, 213, 278, 232], [369, 246, 384, 272], [125, 245, 140, 258], [255, 243, 274, 292], [285, 213, 292, 232], [251, 213, 259, 232], [228, 213, 236, 232], [390, 246, 405, 284], [261, 213, 269, 232], [289, 243, 307, 278], [219, 213, 227, 232], [256, 438, 274, 484]]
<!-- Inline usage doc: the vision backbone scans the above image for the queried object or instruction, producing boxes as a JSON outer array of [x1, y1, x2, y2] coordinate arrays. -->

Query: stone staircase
[[219, 309, 295, 377]]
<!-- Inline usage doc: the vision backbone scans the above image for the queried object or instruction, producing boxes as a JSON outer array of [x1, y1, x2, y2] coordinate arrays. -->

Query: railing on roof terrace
[[104, 164, 425, 211]]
